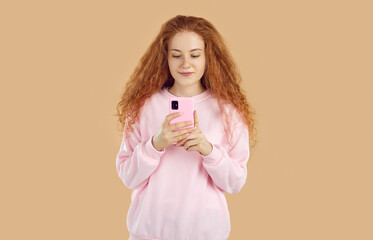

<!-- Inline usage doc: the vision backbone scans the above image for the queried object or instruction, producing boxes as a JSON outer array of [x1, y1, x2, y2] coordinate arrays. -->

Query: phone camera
[[171, 100, 178, 110]]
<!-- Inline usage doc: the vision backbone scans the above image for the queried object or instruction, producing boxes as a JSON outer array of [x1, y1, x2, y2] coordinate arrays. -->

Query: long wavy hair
[[115, 15, 257, 148]]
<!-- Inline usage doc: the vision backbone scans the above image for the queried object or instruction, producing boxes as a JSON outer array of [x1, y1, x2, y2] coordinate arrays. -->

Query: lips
[[179, 72, 194, 76]]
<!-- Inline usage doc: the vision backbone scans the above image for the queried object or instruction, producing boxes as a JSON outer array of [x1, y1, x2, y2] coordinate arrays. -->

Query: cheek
[[169, 57, 178, 65], [197, 58, 206, 70], [168, 60, 177, 72], [198, 62, 206, 73]]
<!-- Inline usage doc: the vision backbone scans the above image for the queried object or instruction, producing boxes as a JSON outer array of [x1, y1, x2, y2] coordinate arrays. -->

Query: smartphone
[[169, 97, 195, 132]]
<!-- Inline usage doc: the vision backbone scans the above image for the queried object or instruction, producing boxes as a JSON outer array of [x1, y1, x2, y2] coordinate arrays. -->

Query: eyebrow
[[170, 48, 202, 52]]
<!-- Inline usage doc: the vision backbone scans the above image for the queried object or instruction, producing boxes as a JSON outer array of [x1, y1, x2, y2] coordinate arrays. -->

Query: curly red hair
[[115, 15, 257, 148]]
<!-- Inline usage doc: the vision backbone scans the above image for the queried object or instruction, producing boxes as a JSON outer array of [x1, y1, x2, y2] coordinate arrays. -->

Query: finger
[[176, 133, 197, 146], [184, 140, 198, 151], [173, 128, 195, 142], [194, 110, 199, 129], [175, 134, 192, 146], [173, 128, 195, 141], [167, 112, 182, 119], [170, 121, 194, 131], [175, 126, 196, 136], [165, 112, 182, 126], [186, 146, 196, 152]]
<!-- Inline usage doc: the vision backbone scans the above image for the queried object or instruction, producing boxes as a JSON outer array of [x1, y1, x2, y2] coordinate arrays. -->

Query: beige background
[[1, 0, 372, 239]]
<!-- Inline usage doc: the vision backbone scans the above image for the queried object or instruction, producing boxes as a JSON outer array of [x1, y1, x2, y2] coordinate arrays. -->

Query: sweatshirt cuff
[[200, 143, 222, 165], [143, 136, 166, 159]]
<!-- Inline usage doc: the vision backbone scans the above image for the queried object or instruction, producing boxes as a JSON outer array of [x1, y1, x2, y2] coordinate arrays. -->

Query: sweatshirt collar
[[161, 87, 212, 103]]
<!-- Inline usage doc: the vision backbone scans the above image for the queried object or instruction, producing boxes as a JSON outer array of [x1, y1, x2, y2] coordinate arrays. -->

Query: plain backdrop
[[1, 0, 372, 239]]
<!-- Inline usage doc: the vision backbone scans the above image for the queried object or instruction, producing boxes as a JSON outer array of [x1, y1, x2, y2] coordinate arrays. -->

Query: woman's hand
[[175, 110, 213, 156], [152, 112, 196, 151]]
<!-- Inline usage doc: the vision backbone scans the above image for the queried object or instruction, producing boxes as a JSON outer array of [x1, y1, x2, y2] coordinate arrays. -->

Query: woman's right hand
[[152, 112, 195, 151]]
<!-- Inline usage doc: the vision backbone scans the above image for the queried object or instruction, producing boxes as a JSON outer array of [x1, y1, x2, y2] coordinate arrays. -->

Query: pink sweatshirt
[[116, 87, 250, 240]]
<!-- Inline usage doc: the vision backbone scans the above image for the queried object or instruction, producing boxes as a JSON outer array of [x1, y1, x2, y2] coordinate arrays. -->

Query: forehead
[[168, 31, 204, 51]]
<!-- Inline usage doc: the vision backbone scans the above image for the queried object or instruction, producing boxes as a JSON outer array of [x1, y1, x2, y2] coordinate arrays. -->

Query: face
[[167, 31, 206, 90]]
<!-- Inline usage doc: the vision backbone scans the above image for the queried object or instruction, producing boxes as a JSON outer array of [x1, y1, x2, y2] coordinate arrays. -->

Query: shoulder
[[137, 89, 168, 124], [140, 89, 165, 112], [221, 102, 245, 127]]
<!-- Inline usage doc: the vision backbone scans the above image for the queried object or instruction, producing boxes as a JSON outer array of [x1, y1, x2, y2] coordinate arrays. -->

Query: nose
[[181, 57, 191, 68]]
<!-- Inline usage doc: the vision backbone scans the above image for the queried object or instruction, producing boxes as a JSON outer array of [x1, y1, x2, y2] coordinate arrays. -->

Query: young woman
[[115, 15, 257, 240]]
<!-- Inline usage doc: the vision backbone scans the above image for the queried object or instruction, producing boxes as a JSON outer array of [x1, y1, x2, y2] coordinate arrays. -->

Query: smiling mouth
[[179, 72, 194, 75]]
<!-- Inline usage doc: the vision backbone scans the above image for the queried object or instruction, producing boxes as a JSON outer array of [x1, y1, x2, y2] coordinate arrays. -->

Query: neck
[[168, 83, 206, 97]]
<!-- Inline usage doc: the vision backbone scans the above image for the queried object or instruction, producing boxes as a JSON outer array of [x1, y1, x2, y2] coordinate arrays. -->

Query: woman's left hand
[[175, 110, 213, 156]]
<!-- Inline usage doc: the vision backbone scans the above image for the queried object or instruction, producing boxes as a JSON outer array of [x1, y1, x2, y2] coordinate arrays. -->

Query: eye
[[172, 55, 200, 59]]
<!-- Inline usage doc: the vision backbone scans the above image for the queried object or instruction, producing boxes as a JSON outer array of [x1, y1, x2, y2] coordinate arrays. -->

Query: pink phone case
[[169, 97, 194, 145]]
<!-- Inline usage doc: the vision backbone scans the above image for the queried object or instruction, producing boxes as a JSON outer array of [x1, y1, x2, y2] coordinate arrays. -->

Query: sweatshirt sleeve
[[115, 119, 166, 190], [200, 118, 250, 194]]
